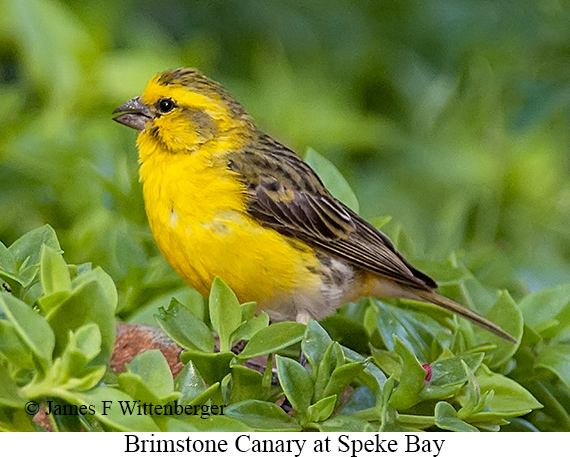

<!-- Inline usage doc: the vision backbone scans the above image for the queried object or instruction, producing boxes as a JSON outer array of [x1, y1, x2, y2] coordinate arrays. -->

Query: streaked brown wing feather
[[228, 133, 437, 291]]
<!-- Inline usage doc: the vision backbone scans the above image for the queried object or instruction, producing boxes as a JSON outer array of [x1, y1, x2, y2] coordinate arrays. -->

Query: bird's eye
[[158, 98, 175, 113]]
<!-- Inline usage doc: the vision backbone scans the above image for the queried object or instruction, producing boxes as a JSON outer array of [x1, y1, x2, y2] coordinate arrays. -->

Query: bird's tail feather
[[412, 289, 517, 344]]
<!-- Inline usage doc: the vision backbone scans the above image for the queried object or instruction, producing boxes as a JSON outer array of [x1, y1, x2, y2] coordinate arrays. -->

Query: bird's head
[[113, 68, 255, 155]]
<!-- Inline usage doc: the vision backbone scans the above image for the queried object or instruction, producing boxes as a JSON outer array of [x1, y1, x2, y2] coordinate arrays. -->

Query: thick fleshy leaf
[[276, 355, 313, 413], [174, 361, 208, 406], [324, 362, 365, 401], [301, 320, 333, 373], [229, 365, 263, 404], [240, 302, 257, 321], [340, 386, 376, 414], [40, 244, 71, 296], [373, 299, 453, 358], [119, 350, 179, 404], [422, 353, 484, 399], [535, 344, 570, 391], [46, 268, 116, 365], [75, 387, 160, 431], [318, 415, 376, 432], [519, 283, 570, 339], [187, 383, 221, 407], [225, 400, 301, 431], [155, 298, 215, 352], [48, 323, 103, 390], [238, 322, 305, 360], [388, 337, 426, 410], [0, 365, 27, 408], [0, 293, 55, 373], [180, 351, 235, 385], [0, 320, 34, 371], [462, 365, 543, 420], [231, 312, 269, 343], [162, 414, 253, 432], [306, 395, 336, 422], [209, 278, 241, 352], [320, 315, 370, 354], [435, 401, 479, 432], [9, 225, 60, 270], [476, 291, 522, 367], [314, 342, 344, 401], [0, 242, 15, 274], [343, 346, 387, 395]]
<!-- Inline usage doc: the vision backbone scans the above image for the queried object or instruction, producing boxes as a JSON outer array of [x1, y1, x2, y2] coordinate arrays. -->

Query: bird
[[113, 68, 515, 343]]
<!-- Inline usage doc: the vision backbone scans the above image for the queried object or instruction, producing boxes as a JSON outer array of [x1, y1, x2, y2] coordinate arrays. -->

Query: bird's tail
[[412, 289, 517, 343]]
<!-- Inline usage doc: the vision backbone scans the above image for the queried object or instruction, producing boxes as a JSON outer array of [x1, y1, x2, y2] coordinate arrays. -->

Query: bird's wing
[[228, 134, 437, 291]]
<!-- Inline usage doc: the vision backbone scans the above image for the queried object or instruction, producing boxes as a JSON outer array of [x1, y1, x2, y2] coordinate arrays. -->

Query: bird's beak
[[113, 97, 154, 131]]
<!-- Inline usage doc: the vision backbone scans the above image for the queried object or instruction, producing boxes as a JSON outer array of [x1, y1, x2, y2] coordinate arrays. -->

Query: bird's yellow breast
[[136, 134, 322, 310]]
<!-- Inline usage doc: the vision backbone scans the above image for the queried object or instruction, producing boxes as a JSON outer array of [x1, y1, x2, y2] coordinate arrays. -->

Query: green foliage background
[[1, 0, 570, 432]]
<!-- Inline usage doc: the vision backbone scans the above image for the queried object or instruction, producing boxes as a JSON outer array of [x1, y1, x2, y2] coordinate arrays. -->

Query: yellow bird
[[113, 68, 515, 343]]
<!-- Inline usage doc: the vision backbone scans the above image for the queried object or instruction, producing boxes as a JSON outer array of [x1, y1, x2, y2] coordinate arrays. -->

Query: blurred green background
[[1, 0, 569, 319]]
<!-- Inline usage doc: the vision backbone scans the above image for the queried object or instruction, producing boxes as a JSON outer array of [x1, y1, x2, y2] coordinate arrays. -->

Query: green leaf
[[162, 414, 253, 432], [225, 400, 301, 431], [306, 394, 336, 422], [276, 355, 313, 413], [0, 407, 36, 432], [313, 342, 344, 401], [229, 365, 263, 404], [238, 322, 305, 360], [324, 361, 365, 401], [0, 320, 34, 371], [372, 299, 452, 357], [476, 291, 522, 367], [423, 353, 484, 400], [435, 401, 479, 432], [519, 283, 570, 339], [71, 267, 118, 314], [340, 387, 375, 416], [9, 225, 60, 269], [0, 242, 16, 274], [318, 415, 376, 432], [240, 302, 257, 321], [119, 350, 179, 405], [230, 312, 269, 344], [71, 323, 103, 364], [0, 363, 27, 408], [524, 380, 570, 431], [173, 288, 208, 323], [75, 387, 160, 431], [40, 244, 71, 296], [209, 278, 241, 352], [37, 291, 71, 315], [180, 351, 235, 385], [174, 361, 208, 406], [155, 298, 215, 353], [0, 293, 55, 374], [46, 268, 116, 365], [22, 324, 106, 394], [320, 315, 370, 354], [344, 346, 387, 396], [305, 147, 360, 213], [461, 364, 543, 420], [388, 337, 427, 410], [371, 215, 393, 230], [186, 383, 221, 407], [301, 320, 333, 373], [535, 344, 570, 391]]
